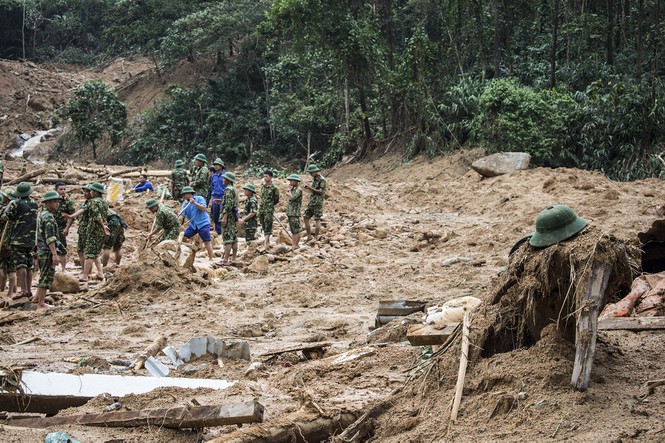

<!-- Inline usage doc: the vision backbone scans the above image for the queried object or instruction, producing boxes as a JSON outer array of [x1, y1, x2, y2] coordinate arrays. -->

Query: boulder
[[471, 152, 531, 177], [51, 272, 80, 293], [247, 255, 269, 274]]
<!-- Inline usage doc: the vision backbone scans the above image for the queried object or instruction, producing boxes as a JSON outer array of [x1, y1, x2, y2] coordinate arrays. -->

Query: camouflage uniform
[[155, 204, 180, 241], [36, 210, 60, 289], [191, 166, 209, 199], [171, 168, 189, 200], [0, 204, 15, 273], [304, 175, 326, 220], [77, 201, 89, 253], [84, 196, 108, 259], [287, 187, 304, 234], [221, 185, 238, 245], [259, 183, 279, 236], [244, 195, 259, 242], [103, 209, 126, 251], [0, 197, 37, 270], [53, 196, 75, 253]]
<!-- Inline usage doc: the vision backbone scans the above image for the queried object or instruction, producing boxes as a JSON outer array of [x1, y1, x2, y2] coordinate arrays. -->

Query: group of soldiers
[[0, 153, 326, 308], [150, 153, 327, 265]]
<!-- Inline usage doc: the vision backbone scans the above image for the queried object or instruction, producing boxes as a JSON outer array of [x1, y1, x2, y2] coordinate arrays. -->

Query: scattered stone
[[373, 229, 388, 239], [441, 257, 474, 267], [291, 255, 305, 263], [248, 255, 269, 274], [264, 254, 276, 263], [51, 272, 81, 293], [471, 152, 531, 177], [181, 363, 207, 374]]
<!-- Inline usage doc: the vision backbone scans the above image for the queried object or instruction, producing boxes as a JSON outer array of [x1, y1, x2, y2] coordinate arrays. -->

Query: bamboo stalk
[[450, 311, 471, 422]]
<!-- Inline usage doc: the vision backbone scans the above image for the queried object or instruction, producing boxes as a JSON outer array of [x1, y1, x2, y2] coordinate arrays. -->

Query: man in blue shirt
[[179, 186, 214, 260], [132, 174, 154, 193], [208, 158, 226, 234]]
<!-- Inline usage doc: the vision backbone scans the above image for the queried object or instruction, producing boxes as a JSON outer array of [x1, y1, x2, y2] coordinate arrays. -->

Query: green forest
[[1, 0, 664, 180]]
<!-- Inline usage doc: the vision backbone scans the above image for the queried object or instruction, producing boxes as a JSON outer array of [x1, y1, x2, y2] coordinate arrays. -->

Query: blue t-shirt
[[210, 172, 226, 198], [181, 196, 210, 229], [133, 181, 154, 193]]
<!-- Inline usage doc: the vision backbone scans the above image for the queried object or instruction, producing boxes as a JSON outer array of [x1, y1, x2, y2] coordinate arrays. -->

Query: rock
[[264, 254, 276, 263], [277, 230, 291, 244], [28, 96, 52, 112], [248, 255, 269, 274], [291, 255, 305, 263], [273, 245, 291, 255], [63, 168, 87, 181], [51, 272, 80, 293], [441, 257, 474, 267], [471, 152, 531, 177], [26, 140, 55, 163], [356, 232, 370, 242], [373, 229, 388, 239]]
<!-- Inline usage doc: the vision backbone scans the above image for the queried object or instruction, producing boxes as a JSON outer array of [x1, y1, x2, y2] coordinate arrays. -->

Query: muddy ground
[[1, 58, 664, 442]]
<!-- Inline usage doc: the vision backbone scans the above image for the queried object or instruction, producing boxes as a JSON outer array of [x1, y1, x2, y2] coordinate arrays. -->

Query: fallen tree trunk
[[37, 178, 79, 185], [6, 168, 48, 185], [132, 336, 167, 371], [111, 166, 144, 177], [8, 402, 264, 429], [598, 316, 665, 331]]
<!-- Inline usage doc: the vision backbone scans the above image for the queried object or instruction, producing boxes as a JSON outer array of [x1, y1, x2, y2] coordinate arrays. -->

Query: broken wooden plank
[[598, 316, 665, 331], [258, 342, 331, 357], [451, 311, 471, 422], [407, 322, 459, 346], [6, 167, 48, 185], [8, 402, 264, 429], [0, 312, 29, 326], [0, 371, 235, 414], [571, 262, 612, 392], [377, 300, 426, 316]]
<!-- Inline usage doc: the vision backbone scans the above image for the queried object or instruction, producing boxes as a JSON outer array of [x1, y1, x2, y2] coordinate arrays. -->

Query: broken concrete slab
[[471, 152, 531, 177], [166, 337, 251, 368]]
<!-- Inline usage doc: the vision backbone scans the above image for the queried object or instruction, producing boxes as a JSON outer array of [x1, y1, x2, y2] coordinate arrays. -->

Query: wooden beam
[[8, 402, 264, 429], [598, 316, 665, 331], [258, 342, 331, 357], [407, 323, 459, 346], [571, 262, 612, 392]]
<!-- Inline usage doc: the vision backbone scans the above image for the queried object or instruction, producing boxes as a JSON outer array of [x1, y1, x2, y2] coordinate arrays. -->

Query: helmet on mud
[[287, 174, 301, 182], [242, 183, 256, 193], [175, 160, 185, 167], [529, 205, 587, 248], [41, 190, 62, 203], [146, 199, 159, 209], [306, 164, 321, 173]]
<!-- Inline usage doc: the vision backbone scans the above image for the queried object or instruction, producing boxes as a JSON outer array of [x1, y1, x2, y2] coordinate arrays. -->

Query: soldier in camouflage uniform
[[81, 182, 109, 282], [0, 188, 17, 299], [34, 190, 62, 309], [286, 174, 304, 249], [53, 182, 75, 272], [259, 170, 279, 247], [102, 209, 127, 267], [0, 182, 37, 299], [303, 164, 327, 242], [239, 183, 258, 243], [146, 199, 180, 241], [218, 172, 238, 265], [171, 160, 189, 201], [190, 153, 210, 200]]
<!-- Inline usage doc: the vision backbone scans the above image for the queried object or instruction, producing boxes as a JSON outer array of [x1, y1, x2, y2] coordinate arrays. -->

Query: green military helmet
[[222, 171, 236, 183], [193, 153, 207, 163], [287, 174, 302, 182], [181, 186, 195, 195], [15, 182, 33, 198], [42, 190, 62, 203], [2, 187, 16, 201], [306, 164, 321, 173], [146, 199, 159, 209], [89, 182, 106, 194], [213, 158, 225, 167], [175, 160, 185, 167], [242, 183, 256, 193], [529, 205, 587, 248]]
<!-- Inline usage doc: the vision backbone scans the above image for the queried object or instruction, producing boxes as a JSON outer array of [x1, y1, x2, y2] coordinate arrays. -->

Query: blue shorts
[[183, 224, 212, 242]]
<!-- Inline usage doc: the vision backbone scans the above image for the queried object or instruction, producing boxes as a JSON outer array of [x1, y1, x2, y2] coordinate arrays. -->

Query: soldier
[[179, 186, 214, 259], [53, 182, 75, 272], [34, 190, 63, 309], [190, 153, 210, 199], [171, 160, 189, 201], [208, 158, 226, 234], [81, 182, 109, 282], [239, 183, 258, 243], [286, 174, 304, 250], [218, 172, 238, 265], [0, 188, 17, 299], [259, 170, 279, 248], [0, 182, 37, 299], [146, 198, 180, 242], [303, 164, 327, 242], [102, 209, 127, 267]]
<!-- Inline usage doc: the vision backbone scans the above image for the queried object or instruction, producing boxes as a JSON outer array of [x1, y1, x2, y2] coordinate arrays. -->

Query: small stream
[[8, 128, 60, 164]]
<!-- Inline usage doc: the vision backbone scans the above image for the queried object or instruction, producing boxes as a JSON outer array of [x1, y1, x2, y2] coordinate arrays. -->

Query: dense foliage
[[2, 0, 665, 179]]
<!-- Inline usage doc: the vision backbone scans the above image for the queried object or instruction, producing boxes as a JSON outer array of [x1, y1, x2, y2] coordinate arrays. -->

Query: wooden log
[[377, 300, 426, 316], [258, 342, 331, 357], [37, 178, 79, 185], [110, 166, 144, 177], [120, 170, 173, 178], [450, 311, 471, 422], [8, 401, 264, 429], [598, 316, 665, 331], [132, 336, 167, 371], [407, 323, 459, 346], [571, 262, 612, 391], [6, 167, 48, 185]]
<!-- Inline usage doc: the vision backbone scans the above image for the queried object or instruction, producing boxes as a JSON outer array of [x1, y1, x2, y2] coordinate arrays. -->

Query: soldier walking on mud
[[0, 182, 37, 300], [303, 164, 326, 242], [190, 154, 210, 200], [102, 209, 127, 267], [171, 160, 189, 201], [0, 188, 17, 299], [239, 183, 258, 243], [146, 198, 180, 242], [53, 182, 75, 272], [34, 190, 63, 309], [259, 170, 279, 247], [218, 172, 239, 265], [81, 182, 109, 282], [286, 174, 304, 250], [208, 158, 226, 235]]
